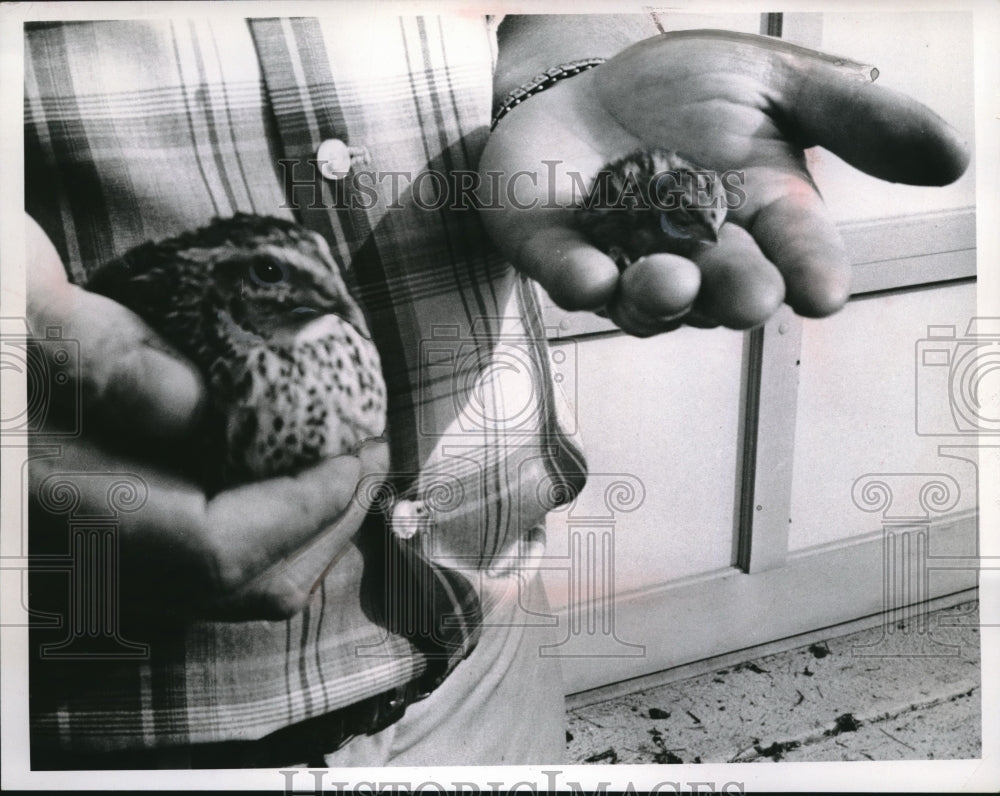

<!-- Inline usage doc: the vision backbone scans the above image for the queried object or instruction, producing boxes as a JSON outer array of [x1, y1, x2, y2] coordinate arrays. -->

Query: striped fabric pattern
[[25, 16, 587, 752]]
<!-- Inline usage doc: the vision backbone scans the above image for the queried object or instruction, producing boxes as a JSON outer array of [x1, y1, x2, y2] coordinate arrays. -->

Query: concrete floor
[[567, 600, 981, 763]]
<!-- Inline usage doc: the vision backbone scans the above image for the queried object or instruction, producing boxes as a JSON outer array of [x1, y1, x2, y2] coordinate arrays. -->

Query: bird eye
[[248, 259, 287, 286], [660, 212, 694, 240]]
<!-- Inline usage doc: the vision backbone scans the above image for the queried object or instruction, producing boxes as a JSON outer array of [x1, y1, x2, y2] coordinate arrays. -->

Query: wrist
[[493, 14, 659, 108], [491, 58, 606, 131]]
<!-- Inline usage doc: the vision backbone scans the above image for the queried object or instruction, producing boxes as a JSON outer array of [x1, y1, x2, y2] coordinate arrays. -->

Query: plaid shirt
[[25, 16, 586, 753]]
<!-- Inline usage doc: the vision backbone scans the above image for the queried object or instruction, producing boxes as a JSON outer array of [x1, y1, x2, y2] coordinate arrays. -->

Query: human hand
[[479, 30, 970, 336], [26, 215, 390, 620]]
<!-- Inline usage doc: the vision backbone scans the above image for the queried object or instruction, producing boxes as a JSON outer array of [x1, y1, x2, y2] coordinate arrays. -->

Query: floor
[[567, 600, 981, 763]]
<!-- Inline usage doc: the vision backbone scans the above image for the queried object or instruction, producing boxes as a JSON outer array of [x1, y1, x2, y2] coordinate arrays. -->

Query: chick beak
[[698, 220, 720, 245]]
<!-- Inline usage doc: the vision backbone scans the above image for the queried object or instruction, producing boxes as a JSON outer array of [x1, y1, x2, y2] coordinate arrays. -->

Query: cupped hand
[[26, 215, 390, 620], [479, 30, 970, 336]]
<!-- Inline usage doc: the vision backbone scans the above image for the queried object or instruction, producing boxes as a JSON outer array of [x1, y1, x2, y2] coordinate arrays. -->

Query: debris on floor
[[567, 600, 981, 763]]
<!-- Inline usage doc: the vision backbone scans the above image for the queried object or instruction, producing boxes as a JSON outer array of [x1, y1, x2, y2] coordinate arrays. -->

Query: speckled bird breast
[[215, 312, 387, 484]]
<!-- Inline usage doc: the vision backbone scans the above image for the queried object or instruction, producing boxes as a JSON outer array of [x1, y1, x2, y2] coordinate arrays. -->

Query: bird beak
[[703, 226, 719, 244], [298, 238, 374, 337], [312, 280, 372, 338]]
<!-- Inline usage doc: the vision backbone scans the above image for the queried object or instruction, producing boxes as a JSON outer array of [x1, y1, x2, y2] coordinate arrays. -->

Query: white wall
[[789, 281, 979, 551]]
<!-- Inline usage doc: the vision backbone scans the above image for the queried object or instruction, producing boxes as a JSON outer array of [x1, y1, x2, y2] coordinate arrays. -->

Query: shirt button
[[390, 498, 432, 540], [317, 138, 352, 180]]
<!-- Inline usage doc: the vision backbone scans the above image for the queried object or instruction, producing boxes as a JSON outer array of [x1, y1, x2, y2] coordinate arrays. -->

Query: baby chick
[[577, 148, 728, 270]]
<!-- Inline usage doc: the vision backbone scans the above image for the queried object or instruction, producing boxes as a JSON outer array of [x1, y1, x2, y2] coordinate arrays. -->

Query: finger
[[26, 217, 205, 440], [606, 254, 701, 337], [355, 436, 392, 495], [789, 60, 970, 186], [203, 438, 390, 619], [748, 187, 852, 318], [691, 223, 786, 329], [516, 225, 620, 311], [31, 438, 388, 605], [60, 289, 206, 440], [202, 442, 390, 585]]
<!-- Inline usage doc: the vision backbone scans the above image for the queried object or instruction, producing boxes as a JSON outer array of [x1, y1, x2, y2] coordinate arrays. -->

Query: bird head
[[206, 229, 368, 339], [653, 165, 727, 246], [576, 148, 728, 270], [86, 214, 372, 356]]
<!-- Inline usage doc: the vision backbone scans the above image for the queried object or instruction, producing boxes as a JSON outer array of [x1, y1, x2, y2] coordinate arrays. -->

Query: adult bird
[[86, 213, 387, 490]]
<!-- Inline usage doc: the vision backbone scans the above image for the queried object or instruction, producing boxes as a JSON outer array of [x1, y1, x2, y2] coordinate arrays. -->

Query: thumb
[[787, 51, 970, 186], [26, 215, 205, 440]]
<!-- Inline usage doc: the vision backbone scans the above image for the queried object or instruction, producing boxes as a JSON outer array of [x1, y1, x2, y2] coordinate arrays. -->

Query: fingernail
[[657, 303, 696, 324], [352, 436, 390, 463]]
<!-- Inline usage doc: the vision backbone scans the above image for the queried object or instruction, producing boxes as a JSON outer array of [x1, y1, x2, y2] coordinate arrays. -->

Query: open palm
[[479, 31, 969, 336]]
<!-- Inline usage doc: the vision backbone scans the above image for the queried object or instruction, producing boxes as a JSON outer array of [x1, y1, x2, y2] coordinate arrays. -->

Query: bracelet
[[490, 57, 606, 131]]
